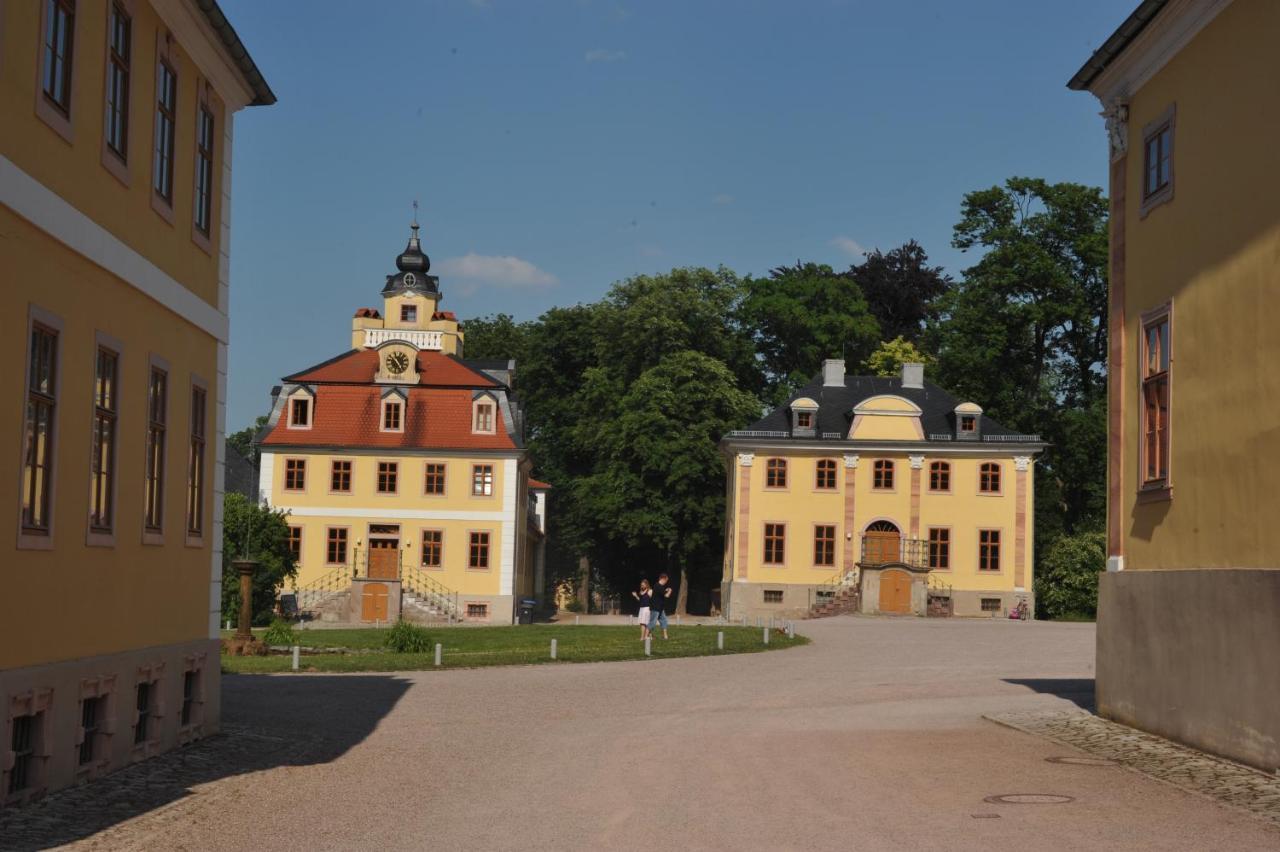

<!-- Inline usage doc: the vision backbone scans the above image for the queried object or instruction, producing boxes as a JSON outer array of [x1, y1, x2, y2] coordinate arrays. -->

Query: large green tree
[[740, 262, 880, 402], [460, 313, 534, 365], [928, 177, 1109, 543], [221, 492, 297, 626]]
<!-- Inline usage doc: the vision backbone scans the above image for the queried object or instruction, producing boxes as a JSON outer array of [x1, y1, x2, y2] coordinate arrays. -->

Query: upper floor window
[[382, 399, 403, 432], [1142, 308, 1171, 488], [194, 103, 215, 235], [424, 462, 446, 495], [472, 464, 494, 496], [474, 401, 495, 434], [815, 459, 837, 490], [979, 462, 1001, 494], [400, 305, 417, 323], [1144, 123, 1172, 199], [153, 59, 177, 203], [872, 459, 894, 490], [42, 0, 76, 116], [377, 461, 398, 494], [330, 460, 352, 492], [765, 458, 787, 488], [929, 461, 950, 492], [143, 366, 167, 533], [22, 323, 59, 535], [289, 397, 310, 428], [104, 3, 131, 160], [186, 384, 207, 537], [90, 346, 119, 533], [284, 458, 306, 491]]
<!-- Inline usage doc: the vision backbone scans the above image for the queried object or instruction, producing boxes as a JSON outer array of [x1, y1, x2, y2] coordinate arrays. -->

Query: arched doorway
[[863, 521, 901, 565], [878, 569, 912, 614]]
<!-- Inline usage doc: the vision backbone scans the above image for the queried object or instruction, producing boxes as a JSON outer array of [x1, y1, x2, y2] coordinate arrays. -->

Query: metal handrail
[[292, 564, 354, 615], [401, 564, 461, 622]]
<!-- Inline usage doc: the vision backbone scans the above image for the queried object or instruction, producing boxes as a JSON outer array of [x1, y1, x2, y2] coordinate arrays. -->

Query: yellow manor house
[[721, 361, 1044, 621], [256, 221, 547, 626], [1070, 0, 1280, 771], [0, 0, 272, 805]]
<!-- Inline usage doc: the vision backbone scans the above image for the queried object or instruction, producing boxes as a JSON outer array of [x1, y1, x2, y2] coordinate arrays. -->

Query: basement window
[[981, 598, 1001, 614], [7, 713, 39, 795], [763, 589, 784, 604], [466, 603, 489, 619]]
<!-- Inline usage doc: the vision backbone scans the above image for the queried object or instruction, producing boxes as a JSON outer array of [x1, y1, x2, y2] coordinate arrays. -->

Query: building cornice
[[720, 438, 1046, 457], [260, 444, 527, 459]]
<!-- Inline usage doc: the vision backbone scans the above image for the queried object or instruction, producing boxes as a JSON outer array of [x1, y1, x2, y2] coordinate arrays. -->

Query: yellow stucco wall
[[1, 209, 217, 670], [1119, 0, 1280, 570], [726, 451, 1030, 595], [849, 410, 923, 441], [0, 0, 224, 309], [263, 449, 523, 596]]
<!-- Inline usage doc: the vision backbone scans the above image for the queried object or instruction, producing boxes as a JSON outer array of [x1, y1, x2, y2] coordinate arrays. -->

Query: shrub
[[1035, 530, 1105, 620], [263, 618, 298, 647], [565, 598, 584, 613], [385, 619, 433, 653]]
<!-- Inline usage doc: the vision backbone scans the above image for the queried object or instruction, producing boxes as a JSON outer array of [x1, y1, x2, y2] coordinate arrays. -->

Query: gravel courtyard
[[4, 617, 1277, 851]]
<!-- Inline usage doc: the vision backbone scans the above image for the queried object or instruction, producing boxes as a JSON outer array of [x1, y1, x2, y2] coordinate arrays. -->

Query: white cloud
[[711, 193, 734, 206], [437, 253, 557, 288], [830, 235, 867, 257], [585, 48, 627, 63]]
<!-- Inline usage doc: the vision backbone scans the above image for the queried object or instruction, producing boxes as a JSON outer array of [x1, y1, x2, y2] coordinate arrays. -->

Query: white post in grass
[[434, 643, 442, 667], [225, 619, 231, 631], [291, 646, 300, 671], [644, 636, 652, 657], [717, 631, 724, 650], [676, 613, 681, 626], [550, 638, 558, 660], [575, 615, 580, 626], [763, 627, 770, 645]]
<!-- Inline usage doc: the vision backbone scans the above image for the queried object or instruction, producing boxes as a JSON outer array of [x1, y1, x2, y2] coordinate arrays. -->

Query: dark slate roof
[[194, 0, 276, 106], [224, 441, 258, 501], [1067, 0, 1168, 90], [737, 375, 1021, 440]]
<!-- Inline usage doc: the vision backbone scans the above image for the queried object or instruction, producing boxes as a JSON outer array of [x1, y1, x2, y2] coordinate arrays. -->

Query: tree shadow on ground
[[0, 674, 411, 851], [1004, 677, 1096, 713]]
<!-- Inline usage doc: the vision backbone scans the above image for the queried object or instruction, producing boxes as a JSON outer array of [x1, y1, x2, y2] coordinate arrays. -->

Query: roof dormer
[[790, 397, 819, 438], [380, 386, 407, 433], [285, 385, 315, 430], [954, 402, 983, 441]]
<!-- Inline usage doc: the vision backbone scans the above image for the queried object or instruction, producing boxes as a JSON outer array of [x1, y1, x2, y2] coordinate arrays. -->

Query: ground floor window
[[813, 525, 835, 567], [422, 530, 443, 567], [134, 682, 153, 744], [763, 523, 785, 565], [79, 697, 104, 765], [181, 671, 199, 726], [8, 713, 38, 794], [928, 528, 950, 570], [978, 529, 1001, 571], [469, 532, 491, 569]]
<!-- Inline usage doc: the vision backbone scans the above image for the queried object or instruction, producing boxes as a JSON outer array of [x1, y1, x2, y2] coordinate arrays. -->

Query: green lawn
[[220, 624, 808, 673]]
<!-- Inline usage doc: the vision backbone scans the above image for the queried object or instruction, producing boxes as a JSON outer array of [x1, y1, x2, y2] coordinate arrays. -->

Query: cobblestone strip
[[986, 709, 1280, 829], [0, 725, 308, 852]]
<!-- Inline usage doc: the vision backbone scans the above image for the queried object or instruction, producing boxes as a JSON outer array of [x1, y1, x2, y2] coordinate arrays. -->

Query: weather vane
[[412, 198, 419, 227]]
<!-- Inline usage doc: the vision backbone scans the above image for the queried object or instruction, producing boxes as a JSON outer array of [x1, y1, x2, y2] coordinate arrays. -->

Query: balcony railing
[[363, 328, 444, 351], [859, 536, 929, 569]]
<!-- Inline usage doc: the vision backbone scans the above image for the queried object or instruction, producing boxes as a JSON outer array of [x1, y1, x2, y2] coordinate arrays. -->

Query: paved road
[[7, 617, 1279, 850]]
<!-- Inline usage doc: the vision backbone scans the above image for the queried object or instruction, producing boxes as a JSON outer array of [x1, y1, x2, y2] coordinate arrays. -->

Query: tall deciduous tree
[[740, 262, 880, 403], [221, 492, 297, 626], [460, 313, 534, 365], [929, 177, 1109, 542], [852, 240, 952, 343]]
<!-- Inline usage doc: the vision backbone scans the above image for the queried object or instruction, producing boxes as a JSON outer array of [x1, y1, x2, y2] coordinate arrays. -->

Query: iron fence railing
[[292, 564, 355, 616], [726, 430, 789, 438], [401, 564, 461, 622], [859, 537, 929, 569]]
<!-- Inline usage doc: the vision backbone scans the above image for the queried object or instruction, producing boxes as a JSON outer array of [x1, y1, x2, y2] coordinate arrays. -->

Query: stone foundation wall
[[0, 638, 220, 809], [1097, 569, 1280, 772]]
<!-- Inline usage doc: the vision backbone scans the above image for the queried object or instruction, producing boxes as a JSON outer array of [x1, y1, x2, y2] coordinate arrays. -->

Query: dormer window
[[382, 400, 403, 432], [473, 399, 496, 434], [790, 398, 819, 437], [954, 403, 983, 441], [400, 305, 417, 323], [960, 415, 976, 433], [289, 398, 310, 428], [797, 412, 812, 428]]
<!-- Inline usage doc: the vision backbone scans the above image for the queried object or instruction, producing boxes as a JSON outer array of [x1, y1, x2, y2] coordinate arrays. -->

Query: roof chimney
[[901, 362, 924, 389], [822, 359, 845, 387]]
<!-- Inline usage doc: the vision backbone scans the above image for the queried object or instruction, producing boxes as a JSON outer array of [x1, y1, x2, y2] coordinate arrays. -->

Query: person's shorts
[[636, 607, 650, 624], [648, 610, 669, 629]]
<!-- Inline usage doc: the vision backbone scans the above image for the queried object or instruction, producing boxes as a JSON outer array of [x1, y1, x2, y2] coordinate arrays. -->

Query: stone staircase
[[807, 570, 861, 618], [401, 592, 457, 625]]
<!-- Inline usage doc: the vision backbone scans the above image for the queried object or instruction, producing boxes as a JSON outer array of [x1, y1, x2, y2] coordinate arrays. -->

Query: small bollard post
[[676, 613, 681, 626], [763, 627, 770, 645], [575, 615, 580, 626], [644, 636, 652, 657], [225, 619, 231, 631], [717, 631, 724, 650], [434, 643, 442, 667], [291, 645, 300, 671], [550, 638, 558, 660]]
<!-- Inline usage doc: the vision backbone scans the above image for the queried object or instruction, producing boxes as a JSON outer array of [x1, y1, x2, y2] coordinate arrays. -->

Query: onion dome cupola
[[382, 220, 441, 297]]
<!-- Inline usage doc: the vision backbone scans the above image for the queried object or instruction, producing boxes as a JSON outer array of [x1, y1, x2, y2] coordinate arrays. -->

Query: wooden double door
[[878, 569, 912, 615], [368, 538, 400, 580]]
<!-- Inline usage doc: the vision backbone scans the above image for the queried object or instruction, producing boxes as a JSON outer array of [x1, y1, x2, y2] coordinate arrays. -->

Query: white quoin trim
[[500, 459, 518, 596], [258, 452, 275, 507]]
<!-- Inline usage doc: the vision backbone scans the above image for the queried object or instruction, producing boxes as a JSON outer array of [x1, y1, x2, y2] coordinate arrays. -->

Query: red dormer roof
[[261, 386, 516, 451], [529, 478, 552, 490], [284, 350, 498, 387]]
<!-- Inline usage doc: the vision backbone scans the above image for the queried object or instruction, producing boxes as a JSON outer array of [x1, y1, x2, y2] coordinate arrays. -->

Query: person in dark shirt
[[648, 573, 674, 639], [631, 579, 653, 640]]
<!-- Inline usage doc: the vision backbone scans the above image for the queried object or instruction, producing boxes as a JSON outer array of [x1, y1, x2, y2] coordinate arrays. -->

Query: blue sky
[[221, 0, 1128, 428]]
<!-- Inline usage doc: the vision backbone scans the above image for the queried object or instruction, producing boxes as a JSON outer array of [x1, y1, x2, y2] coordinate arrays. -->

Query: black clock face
[[386, 352, 410, 375]]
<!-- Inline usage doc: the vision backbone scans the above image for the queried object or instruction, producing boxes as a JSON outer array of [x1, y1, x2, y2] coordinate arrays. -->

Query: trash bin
[[518, 599, 536, 625]]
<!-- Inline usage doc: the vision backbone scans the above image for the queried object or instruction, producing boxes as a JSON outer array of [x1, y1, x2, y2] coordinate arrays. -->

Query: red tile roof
[[261, 386, 517, 451], [284, 350, 498, 387], [529, 478, 552, 490]]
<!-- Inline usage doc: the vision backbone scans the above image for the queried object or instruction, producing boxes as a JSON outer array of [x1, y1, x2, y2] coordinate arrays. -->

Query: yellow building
[[256, 221, 546, 625], [0, 0, 272, 805], [1070, 0, 1280, 771], [721, 361, 1043, 621]]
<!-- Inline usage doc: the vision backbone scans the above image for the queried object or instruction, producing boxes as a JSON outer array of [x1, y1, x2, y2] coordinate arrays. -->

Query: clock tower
[[351, 217, 465, 355]]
